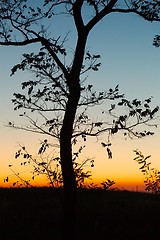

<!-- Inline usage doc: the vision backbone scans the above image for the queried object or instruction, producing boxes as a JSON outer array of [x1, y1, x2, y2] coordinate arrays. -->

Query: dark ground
[[0, 187, 160, 240]]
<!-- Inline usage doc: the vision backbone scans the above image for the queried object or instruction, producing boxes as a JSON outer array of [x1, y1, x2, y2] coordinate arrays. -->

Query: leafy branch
[[4, 140, 94, 188], [133, 149, 160, 193]]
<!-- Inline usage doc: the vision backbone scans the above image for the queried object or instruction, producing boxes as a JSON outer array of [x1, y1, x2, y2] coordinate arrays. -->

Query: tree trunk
[[60, 81, 81, 240], [59, 25, 88, 238]]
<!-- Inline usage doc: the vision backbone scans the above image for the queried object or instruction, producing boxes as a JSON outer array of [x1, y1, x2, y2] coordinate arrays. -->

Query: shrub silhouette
[[133, 149, 160, 193], [4, 141, 94, 188]]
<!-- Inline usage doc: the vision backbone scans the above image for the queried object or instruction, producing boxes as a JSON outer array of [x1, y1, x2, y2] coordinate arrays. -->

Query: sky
[[0, 1, 160, 191]]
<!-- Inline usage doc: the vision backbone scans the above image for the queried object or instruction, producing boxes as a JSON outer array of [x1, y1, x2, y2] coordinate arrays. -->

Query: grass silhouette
[[0, 187, 160, 240]]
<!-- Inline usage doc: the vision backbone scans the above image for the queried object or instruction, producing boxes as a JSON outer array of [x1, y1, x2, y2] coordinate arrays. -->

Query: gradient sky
[[0, 3, 160, 190]]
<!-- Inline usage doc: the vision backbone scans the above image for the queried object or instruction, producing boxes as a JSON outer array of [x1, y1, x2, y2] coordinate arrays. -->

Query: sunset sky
[[0, 2, 160, 191]]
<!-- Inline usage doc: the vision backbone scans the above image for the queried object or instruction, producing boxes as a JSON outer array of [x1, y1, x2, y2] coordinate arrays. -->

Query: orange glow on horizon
[[1, 171, 146, 192], [1, 127, 160, 192]]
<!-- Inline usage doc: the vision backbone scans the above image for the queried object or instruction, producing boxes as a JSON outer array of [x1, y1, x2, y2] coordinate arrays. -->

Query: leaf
[[101, 142, 107, 147], [28, 86, 33, 95], [95, 122, 103, 127], [118, 101, 123, 106], [133, 156, 140, 161], [92, 63, 101, 71], [139, 164, 146, 170], [38, 162, 47, 165], [93, 54, 101, 59], [87, 84, 93, 91], [107, 148, 112, 159], [39, 51, 46, 56], [151, 106, 159, 117], [144, 155, 151, 161], [5, 177, 9, 182], [86, 51, 91, 59]]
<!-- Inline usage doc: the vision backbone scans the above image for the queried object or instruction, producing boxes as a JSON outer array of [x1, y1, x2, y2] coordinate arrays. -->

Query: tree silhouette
[[1, 1, 160, 239]]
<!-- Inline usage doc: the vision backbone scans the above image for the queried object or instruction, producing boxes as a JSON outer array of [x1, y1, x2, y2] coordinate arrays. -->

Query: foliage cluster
[[133, 150, 160, 193], [4, 140, 94, 188]]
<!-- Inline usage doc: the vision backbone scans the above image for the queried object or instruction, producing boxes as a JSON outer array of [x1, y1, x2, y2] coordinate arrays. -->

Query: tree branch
[[40, 37, 69, 81], [0, 38, 41, 46], [86, 0, 118, 32], [112, 8, 160, 22], [73, 0, 84, 34]]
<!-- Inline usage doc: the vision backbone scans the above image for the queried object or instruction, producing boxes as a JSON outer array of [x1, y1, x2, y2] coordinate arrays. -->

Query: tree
[[1, 1, 160, 239]]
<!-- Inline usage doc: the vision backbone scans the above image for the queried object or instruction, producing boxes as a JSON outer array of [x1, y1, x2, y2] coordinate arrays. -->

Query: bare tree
[[1, 1, 160, 239]]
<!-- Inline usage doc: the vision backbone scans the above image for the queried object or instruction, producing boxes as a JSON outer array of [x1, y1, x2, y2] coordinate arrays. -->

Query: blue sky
[[0, 5, 160, 188], [88, 12, 160, 99]]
